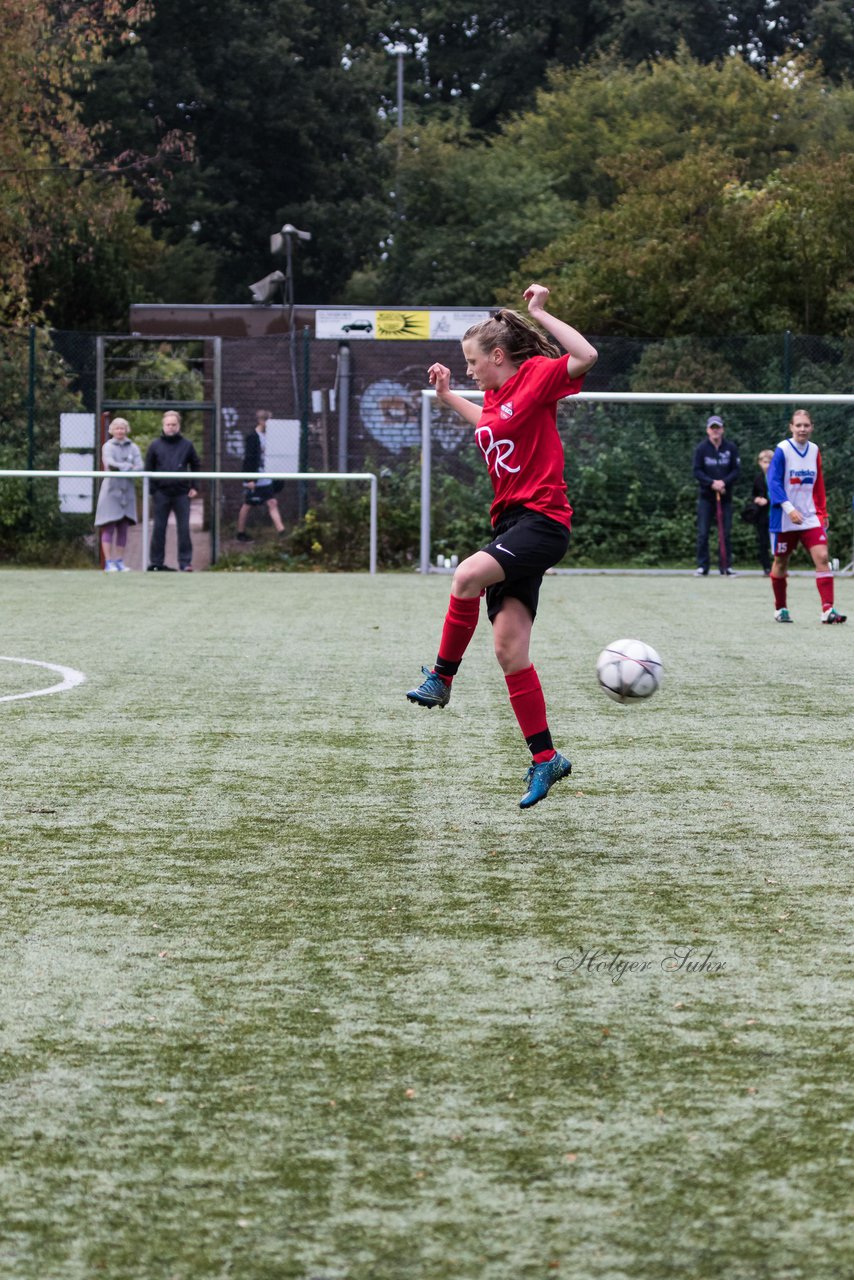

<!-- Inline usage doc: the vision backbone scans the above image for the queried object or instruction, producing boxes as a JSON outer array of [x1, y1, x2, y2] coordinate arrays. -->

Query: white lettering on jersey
[[500, 401, 514, 419], [476, 425, 521, 475]]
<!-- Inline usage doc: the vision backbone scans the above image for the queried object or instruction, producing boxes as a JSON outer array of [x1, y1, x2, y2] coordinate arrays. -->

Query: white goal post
[[418, 390, 854, 575], [0, 470, 379, 574]]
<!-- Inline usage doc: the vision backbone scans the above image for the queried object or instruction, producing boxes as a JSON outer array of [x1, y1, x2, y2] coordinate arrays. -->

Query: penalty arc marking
[[0, 656, 87, 704]]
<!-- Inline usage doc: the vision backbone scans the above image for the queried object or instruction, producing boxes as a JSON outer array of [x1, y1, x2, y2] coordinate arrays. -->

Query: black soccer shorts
[[482, 505, 570, 623]]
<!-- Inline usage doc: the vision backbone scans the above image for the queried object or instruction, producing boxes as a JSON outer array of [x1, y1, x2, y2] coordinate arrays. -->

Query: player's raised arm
[[428, 362, 482, 427], [523, 284, 598, 379]]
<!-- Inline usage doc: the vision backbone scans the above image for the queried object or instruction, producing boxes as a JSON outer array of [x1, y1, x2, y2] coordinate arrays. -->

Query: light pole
[[270, 223, 312, 332], [386, 42, 407, 131], [270, 224, 312, 512]]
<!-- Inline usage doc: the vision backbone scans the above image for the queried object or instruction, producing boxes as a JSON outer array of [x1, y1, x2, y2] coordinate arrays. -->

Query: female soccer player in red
[[406, 283, 598, 809]]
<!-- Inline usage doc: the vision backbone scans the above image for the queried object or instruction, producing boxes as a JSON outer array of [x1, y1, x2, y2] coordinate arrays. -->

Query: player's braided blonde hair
[[463, 309, 560, 363]]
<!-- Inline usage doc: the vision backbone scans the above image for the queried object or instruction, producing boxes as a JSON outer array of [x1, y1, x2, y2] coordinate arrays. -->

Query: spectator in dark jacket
[[692, 414, 740, 576], [144, 411, 201, 571]]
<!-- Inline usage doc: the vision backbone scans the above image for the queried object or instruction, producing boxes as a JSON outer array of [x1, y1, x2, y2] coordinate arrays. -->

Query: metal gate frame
[[95, 334, 223, 561]]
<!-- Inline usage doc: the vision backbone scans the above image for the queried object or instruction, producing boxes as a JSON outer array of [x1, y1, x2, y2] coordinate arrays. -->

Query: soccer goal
[[418, 390, 854, 574]]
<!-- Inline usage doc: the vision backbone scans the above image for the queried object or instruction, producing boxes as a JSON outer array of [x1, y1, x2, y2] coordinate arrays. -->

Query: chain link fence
[[1, 326, 851, 568]]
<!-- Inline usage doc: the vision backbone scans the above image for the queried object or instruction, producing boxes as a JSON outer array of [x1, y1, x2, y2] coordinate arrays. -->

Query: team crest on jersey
[[500, 401, 514, 419]]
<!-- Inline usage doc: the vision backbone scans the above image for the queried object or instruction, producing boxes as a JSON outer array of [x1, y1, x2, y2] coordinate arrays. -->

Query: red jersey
[[476, 355, 585, 528], [473, 353, 588, 527]]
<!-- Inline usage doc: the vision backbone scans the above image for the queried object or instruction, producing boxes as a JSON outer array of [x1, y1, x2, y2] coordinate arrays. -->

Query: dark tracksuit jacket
[[692, 438, 740, 502], [144, 434, 202, 495]]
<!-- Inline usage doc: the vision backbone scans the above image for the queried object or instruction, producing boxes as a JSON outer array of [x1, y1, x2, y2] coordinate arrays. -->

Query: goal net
[[418, 391, 854, 573]]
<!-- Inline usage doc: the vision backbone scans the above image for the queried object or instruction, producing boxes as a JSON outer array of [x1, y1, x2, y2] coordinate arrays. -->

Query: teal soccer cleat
[[821, 607, 847, 624], [406, 666, 451, 709], [775, 608, 792, 623], [519, 752, 572, 809]]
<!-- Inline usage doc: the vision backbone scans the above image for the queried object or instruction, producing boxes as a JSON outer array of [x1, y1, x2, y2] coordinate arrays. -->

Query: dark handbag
[[740, 500, 759, 525], [271, 480, 285, 494]]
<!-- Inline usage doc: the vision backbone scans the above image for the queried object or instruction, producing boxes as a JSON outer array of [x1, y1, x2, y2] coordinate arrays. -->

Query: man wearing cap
[[692, 415, 741, 575]]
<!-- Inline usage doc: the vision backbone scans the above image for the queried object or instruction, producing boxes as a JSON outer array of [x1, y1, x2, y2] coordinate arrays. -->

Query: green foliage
[[288, 443, 496, 567], [358, 117, 577, 305], [29, 213, 218, 331], [350, 48, 854, 329], [0, 0, 179, 327], [81, 0, 391, 304], [229, 452, 494, 572], [496, 54, 854, 336], [0, 328, 92, 563]]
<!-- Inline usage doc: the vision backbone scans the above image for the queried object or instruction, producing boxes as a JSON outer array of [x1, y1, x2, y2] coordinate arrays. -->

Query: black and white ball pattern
[[596, 639, 663, 703]]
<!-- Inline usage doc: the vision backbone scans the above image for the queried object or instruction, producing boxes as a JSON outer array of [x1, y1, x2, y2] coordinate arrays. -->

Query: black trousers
[[756, 513, 771, 573], [150, 491, 192, 569]]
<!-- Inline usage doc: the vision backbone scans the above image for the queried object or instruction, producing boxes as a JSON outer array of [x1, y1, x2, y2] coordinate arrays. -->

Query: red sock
[[505, 665, 555, 762], [816, 573, 834, 611], [435, 593, 481, 682], [771, 574, 787, 610]]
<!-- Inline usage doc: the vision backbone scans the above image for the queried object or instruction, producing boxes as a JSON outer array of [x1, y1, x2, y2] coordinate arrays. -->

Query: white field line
[[0, 657, 87, 704]]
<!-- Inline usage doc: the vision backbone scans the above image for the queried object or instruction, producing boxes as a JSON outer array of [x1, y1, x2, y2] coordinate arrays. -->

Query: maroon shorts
[[771, 525, 827, 557]]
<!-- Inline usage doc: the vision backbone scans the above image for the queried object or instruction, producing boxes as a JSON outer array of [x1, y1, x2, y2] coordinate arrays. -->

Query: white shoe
[[694, 568, 708, 576], [115, 561, 132, 571], [104, 561, 119, 572]]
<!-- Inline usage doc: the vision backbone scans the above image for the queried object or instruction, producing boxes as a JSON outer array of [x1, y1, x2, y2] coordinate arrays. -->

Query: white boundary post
[[420, 388, 483, 575], [0, 470, 379, 575], [420, 390, 433, 576], [141, 476, 149, 573], [419, 388, 854, 576]]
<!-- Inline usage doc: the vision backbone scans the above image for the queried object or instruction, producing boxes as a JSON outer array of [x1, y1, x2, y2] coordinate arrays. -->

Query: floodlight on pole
[[267, 223, 313, 495], [248, 270, 285, 303], [269, 223, 312, 328]]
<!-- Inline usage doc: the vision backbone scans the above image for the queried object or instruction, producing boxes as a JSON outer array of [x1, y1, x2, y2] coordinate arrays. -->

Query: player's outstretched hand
[[428, 363, 451, 396], [524, 283, 550, 313]]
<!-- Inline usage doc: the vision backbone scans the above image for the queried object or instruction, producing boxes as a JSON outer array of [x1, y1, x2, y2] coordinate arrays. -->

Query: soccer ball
[[596, 639, 663, 704]]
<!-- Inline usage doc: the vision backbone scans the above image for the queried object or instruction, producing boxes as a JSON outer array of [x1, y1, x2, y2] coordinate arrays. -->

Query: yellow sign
[[375, 311, 431, 340]]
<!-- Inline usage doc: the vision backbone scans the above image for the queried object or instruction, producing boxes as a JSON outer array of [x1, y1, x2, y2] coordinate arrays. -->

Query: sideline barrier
[[0, 471, 379, 575]]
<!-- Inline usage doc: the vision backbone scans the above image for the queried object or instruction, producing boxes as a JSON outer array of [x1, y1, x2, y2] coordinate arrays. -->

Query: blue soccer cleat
[[406, 666, 451, 709], [821, 607, 846, 624], [774, 608, 792, 623], [519, 751, 572, 809]]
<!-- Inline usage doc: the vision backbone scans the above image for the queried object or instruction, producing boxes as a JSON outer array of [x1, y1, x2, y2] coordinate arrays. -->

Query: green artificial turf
[[0, 569, 852, 1280]]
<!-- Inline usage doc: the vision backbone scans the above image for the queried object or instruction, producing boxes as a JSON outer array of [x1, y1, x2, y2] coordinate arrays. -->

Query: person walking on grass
[[406, 283, 598, 810], [767, 409, 846, 625], [236, 409, 286, 541], [94, 417, 143, 571]]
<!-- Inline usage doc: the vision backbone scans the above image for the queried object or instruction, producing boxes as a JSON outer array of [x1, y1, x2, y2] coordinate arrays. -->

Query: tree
[[809, 0, 854, 82], [81, 0, 392, 304], [0, 0, 175, 324], [368, 1, 609, 130], [513, 146, 854, 336], [347, 115, 577, 305]]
